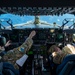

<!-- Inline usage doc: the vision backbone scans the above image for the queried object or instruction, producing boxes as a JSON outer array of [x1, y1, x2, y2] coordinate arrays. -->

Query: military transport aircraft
[[2, 16, 60, 29]]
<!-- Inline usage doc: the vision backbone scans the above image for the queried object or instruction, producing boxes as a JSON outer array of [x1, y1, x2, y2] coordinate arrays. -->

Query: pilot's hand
[[5, 40, 11, 47], [29, 31, 36, 39], [52, 52, 57, 57]]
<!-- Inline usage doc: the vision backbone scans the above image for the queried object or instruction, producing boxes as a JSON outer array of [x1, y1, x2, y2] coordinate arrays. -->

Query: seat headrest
[[72, 34, 75, 42]]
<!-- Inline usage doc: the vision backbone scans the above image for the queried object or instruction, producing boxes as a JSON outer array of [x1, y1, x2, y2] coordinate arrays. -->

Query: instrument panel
[[7, 28, 64, 43], [0, 28, 64, 49]]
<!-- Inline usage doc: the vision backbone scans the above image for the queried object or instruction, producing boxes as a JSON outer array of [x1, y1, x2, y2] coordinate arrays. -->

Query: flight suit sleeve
[[13, 37, 33, 53], [2, 37, 33, 69]]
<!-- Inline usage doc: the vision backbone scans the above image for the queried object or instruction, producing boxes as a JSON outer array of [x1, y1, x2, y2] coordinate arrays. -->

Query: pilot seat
[[56, 54, 75, 75]]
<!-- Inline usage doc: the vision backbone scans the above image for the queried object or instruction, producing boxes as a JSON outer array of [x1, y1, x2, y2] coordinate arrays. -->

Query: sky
[[0, 13, 75, 28]]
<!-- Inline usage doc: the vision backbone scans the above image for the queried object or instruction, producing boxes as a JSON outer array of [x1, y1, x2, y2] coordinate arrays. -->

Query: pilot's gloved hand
[[29, 31, 36, 39], [5, 40, 11, 47]]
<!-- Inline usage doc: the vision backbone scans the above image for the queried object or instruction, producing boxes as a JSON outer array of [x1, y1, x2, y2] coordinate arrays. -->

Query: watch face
[[19, 47, 25, 52]]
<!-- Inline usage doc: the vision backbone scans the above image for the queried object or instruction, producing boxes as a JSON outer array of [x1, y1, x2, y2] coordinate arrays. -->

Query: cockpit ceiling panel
[[0, 7, 75, 16], [0, 0, 75, 15]]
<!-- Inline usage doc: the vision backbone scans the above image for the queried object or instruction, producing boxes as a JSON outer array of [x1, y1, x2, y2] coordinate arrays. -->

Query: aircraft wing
[[6, 21, 33, 29], [39, 21, 61, 27], [39, 21, 53, 25], [13, 21, 33, 27]]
